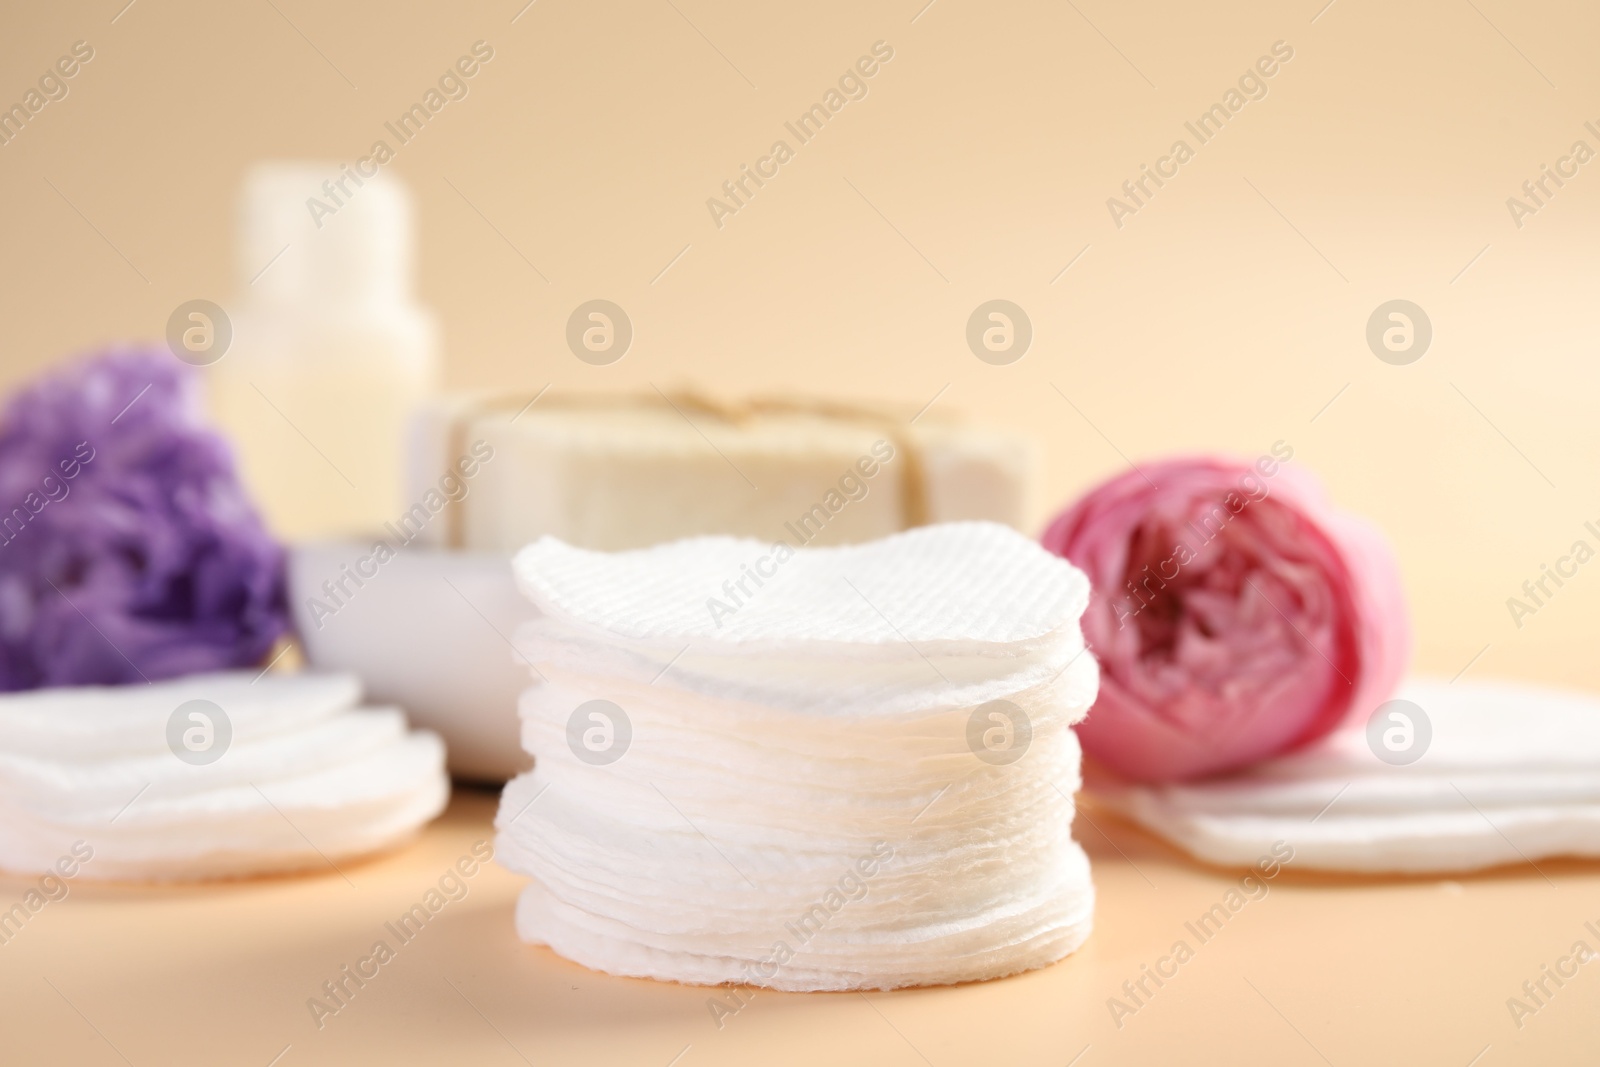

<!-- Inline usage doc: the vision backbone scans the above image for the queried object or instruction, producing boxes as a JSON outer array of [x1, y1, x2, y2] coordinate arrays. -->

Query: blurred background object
[[0, 351, 287, 690], [2, 0, 1597, 693], [407, 391, 1035, 551], [289, 542, 532, 781], [212, 164, 438, 539], [1042, 453, 1411, 782]]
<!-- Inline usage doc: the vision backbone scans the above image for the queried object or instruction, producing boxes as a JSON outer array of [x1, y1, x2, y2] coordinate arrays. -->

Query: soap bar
[[405, 392, 1035, 551]]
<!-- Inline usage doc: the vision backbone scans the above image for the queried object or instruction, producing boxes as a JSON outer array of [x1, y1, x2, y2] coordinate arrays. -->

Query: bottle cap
[[239, 162, 414, 309]]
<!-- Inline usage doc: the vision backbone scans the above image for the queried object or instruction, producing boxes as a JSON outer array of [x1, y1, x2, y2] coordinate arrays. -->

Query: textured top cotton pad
[[513, 521, 1091, 654]]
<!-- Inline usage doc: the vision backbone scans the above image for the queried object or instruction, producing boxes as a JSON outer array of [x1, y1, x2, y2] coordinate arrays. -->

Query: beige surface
[[5, 0, 1600, 1062], [3, 788, 1597, 1066]]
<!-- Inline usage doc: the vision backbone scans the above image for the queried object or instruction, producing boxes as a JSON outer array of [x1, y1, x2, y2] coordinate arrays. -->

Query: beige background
[[3, 0, 1599, 1063]]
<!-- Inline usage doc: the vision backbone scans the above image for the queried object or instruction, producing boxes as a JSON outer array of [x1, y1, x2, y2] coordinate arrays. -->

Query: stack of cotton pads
[[495, 522, 1099, 991], [0, 671, 448, 880], [1098, 677, 1600, 873]]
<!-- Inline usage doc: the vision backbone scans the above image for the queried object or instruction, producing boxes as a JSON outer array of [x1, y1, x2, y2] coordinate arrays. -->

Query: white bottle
[[209, 164, 438, 540]]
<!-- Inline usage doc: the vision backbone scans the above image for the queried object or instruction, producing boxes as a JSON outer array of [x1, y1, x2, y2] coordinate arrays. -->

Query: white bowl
[[289, 542, 533, 781]]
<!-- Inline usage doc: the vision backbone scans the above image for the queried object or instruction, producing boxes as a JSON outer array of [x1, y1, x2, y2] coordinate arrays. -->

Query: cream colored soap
[[405, 393, 1034, 552]]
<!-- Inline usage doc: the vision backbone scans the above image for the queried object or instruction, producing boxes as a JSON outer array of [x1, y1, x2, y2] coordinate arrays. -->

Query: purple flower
[[0, 349, 288, 690]]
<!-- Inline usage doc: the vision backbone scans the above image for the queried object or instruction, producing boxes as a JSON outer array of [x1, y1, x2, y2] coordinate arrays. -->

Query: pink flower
[[1041, 452, 1409, 782]]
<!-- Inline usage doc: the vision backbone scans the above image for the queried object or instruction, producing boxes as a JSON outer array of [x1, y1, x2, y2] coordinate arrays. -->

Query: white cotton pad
[[0, 735, 448, 881], [0, 709, 415, 810], [508, 656, 1094, 853], [507, 841, 1095, 992], [1103, 799, 1600, 874], [0, 672, 450, 881], [1096, 676, 1600, 873], [496, 737, 1094, 990], [497, 523, 1098, 990], [0, 672, 360, 759], [513, 620, 1091, 719], [512, 522, 1091, 655]]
